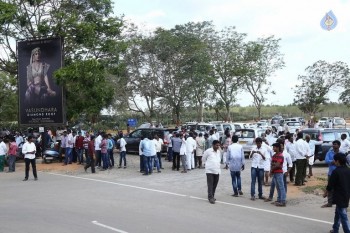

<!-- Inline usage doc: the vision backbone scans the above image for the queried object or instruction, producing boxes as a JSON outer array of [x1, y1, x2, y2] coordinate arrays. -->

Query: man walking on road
[[225, 135, 245, 197], [22, 135, 38, 181], [203, 140, 222, 204], [324, 153, 350, 233]]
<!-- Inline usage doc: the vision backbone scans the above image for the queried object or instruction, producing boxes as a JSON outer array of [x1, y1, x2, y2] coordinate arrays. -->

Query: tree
[[243, 36, 284, 120], [208, 26, 247, 121], [0, 72, 17, 121], [0, 0, 125, 121], [294, 60, 349, 115]]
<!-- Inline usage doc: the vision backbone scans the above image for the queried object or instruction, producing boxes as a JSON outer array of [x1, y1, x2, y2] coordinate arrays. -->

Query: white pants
[[186, 152, 194, 169]]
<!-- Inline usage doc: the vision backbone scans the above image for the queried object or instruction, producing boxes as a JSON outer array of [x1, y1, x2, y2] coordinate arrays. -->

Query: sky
[[113, 0, 350, 106]]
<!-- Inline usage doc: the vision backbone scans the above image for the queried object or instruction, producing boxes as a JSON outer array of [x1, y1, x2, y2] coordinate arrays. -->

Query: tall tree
[[243, 36, 284, 119], [294, 60, 349, 115], [0, 0, 125, 121], [208, 26, 247, 121], [0, 72, 17, 121]]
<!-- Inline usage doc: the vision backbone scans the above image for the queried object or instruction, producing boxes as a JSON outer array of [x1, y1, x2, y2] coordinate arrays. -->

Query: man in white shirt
[[0, 137, 8, 172], [94, 132, 102, 167], [203, 140, 222, 204], [305, 134, 316, 178], [118, 134, 127, 168], [208, 130, 218, 146], [339, 134, 350, 154], [286, 134, 298, 182], [153, 134, 164, 170], [294, 132, 311, 186], [249, 137, 266, 200], [185, 133, 196, 170], [22, 135, 37, 181], [15, 131, 24, 157], [63, 129, 74, 165], [225, 135, 245, 196]]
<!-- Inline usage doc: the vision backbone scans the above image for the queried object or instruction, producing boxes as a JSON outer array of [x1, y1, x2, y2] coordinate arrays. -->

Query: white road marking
[[47, 172, 332, 225], [92, 221, 128, 233], [47, 172, 186, 197], [189, 196, 332, 225]]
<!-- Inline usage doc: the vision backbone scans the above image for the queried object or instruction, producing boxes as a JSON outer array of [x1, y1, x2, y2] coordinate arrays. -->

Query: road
[[0, 158, 334, 233]]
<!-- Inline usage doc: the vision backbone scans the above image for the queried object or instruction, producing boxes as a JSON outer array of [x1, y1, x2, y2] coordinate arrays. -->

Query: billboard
[[17, 38, 65, 126]]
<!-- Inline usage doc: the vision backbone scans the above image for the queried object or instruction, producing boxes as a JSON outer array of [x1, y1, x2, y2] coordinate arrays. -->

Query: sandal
[[264, 198, 272, 202], [321, 203, 332, 208]]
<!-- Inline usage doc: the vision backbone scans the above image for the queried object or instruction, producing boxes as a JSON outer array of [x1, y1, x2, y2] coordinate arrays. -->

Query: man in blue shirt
[[141, 136, 156, 175], [323, 140, 340, 208], [225, 135, 245, 197]]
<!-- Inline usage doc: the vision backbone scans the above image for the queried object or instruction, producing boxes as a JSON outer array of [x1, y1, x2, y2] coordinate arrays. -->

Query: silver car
[[234, 128, 266, 155]]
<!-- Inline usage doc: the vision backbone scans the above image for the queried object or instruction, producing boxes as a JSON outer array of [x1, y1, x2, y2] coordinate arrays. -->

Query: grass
[[301, 185, 326, 194]]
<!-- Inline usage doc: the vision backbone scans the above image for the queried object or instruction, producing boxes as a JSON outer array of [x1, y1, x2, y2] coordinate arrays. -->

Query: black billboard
[[17, 38, 65, 126]]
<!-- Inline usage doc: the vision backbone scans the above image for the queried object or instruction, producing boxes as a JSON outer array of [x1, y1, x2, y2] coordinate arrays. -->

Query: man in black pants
[[22, 135, 38, 181], [171, 133, 182, 171], [203, 140, 222, 204]]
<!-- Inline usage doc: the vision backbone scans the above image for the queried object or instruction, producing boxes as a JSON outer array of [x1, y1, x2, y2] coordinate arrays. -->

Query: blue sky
[[113, 0, 350, 106]]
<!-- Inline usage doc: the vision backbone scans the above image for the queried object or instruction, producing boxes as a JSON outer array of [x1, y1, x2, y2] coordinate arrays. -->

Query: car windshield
[[287, 122, 301, 126], [322, 132, 336, 142], [235, 130, 255, 138], [334, 119, 345, 124], [320, 118, 328, 121], [215, 125, 223, 131]]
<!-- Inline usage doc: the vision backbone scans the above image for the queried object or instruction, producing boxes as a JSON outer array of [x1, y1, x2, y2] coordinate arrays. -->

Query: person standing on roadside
[[323, 140, 341, 208], [75, 131, 84, 164], [83, 133, 90, 163], [153, 134, 164, 169], [107, 134, 115, 168], [249, 137, 266, 200], [59, 131, 67, 163], [15, 131, 24, 157], [196, 133, 205, 169], [294, 132, 310, 186], [339, 134, 350, 154], [94, 131, 102, 168], [203, 140, 222, 204], [84, 135, 95, 173], [269, 143, 286, 207], [324, 153, 350, 233], [7, 137, 18, 172], [22, 135, 37, 181], [171, 133, 182, 171], [0, 137, 8, 172], [185, 132, 196, 170], [64, 129, 74, 165], [141, 136, 154, 175], [305, 134, 316, 178], [100, 133, 109, 170], [180, 134, 187, 173], [286, 134, 297, 183], [225, 135, 245, 197], [118, 134, 127, 168]]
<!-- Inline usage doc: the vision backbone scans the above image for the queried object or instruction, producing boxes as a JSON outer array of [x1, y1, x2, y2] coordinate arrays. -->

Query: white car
[[286, 121, 302, 134]]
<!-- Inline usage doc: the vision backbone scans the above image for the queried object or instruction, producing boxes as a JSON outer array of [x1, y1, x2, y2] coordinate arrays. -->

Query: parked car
[[234, 128, 266, 156], [332, 117, 346, 128], [124, 128, 177, 153], [210, 122, 234, 140], [318, 117, 330, 127], [286, 121, 302, 134], [232, 122, 248, 130], [184, 122, 213, 134], [300, 128, 350, 161]]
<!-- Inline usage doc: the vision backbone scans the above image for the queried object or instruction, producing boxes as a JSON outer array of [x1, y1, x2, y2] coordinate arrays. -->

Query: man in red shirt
[[271, 142, 286, 207], [84, 135, 95, 173], [75, 131, 84, 164]]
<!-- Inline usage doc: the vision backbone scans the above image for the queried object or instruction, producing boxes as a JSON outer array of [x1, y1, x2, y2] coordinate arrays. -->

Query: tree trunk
[[225, 103, 231, 122], [197, 102, 204, 122]]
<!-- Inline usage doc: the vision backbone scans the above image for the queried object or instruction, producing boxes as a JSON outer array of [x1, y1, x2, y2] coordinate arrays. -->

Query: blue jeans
[[119, 151, 126, 167], [101, 153, 109, 169], [251, 167, 264, 198], [143, 156, 153, 175], [76, 148, 84, 163], [153, 156, 160, 171], [65, 147, 73, 164], [269, 173, 288, 200], [157, 152, 162, 168], [230, 171, 242, 195], [108, 149, 114, 167], [273, 173, 286, 203], [167, 147, 173, 161], [333, 206, 350, 233]]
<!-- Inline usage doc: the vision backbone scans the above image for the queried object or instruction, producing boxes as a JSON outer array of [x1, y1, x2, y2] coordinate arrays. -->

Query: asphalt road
[[0, 160, 335, 233]]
